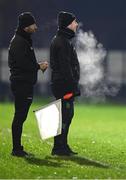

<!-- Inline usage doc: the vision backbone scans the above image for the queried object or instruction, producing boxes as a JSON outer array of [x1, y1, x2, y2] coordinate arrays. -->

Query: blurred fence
[[0, 48, 126, 101]]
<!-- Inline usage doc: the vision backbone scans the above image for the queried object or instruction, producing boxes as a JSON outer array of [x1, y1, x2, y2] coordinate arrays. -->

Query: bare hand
[[39, 61, 48, 72]]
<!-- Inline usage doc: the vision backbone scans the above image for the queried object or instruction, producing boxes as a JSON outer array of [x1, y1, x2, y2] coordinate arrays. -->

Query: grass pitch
[[0, 100, 126, 179]]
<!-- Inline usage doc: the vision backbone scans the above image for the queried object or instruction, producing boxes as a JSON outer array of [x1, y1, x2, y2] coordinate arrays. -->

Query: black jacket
[[50, 28, 80, 98], [8, 28, 40, 85]]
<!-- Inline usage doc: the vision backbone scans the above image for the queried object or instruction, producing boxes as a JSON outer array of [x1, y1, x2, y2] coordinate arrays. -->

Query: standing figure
[[8, 12, 48, 157], [50, 11, 80, 156]]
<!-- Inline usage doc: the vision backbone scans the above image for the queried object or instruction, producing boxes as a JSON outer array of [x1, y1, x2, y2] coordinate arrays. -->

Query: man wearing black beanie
[[50, 11, 80, 156], [8, 12, 48, 157]]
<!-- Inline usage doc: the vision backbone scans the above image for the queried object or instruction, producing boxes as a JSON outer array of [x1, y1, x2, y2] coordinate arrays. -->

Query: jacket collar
[[15, 27, 32, 46], [57, 27, 75, 39]]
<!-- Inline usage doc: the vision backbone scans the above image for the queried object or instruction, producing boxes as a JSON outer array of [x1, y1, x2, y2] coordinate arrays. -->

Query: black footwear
[[51, 149, 71, 156], [66, 145, 78, 155], [11, 149, 29, 157], [11, 146, 32, 157]]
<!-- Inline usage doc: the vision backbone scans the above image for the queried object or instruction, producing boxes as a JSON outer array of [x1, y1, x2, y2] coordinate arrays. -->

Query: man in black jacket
[[50, 11, 80, 156], [8, 12, 48, 157]]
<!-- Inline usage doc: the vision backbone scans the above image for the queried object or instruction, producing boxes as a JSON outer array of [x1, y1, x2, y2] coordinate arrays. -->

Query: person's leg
[[62, 99, 78, 154], [61, 98, 74, 147], [52, 98, 75, 155], [65, 99, 74, 144], [12, 96, 32, 151], [11, 82, 33, 156], [52, 99, 65, 152]]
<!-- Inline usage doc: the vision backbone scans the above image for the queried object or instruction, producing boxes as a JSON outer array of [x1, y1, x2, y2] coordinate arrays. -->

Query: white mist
[[76, 29, 120, 100]]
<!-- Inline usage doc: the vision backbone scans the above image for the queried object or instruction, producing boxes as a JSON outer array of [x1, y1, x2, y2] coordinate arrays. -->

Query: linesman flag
[[34, 99, 62, 140]]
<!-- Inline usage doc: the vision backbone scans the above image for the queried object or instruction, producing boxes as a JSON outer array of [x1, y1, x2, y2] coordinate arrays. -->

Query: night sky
[[0, 0, 126, 49]]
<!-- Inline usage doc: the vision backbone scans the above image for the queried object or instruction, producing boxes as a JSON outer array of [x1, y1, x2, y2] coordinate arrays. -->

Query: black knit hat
[[18, 12, 36, 28], [58, 11, 76, 28]]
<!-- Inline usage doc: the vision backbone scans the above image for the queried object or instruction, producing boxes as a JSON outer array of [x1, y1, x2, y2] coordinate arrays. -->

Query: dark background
[[0, 0, 126, 101], [0, 0, 126, 50]]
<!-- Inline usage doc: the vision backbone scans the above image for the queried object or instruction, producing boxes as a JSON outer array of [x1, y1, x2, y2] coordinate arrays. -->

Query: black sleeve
[[57, 41, 74, 82], [11, 39, 39, 72]]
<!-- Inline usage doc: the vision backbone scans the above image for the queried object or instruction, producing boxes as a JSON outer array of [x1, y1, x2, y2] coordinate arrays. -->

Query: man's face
[[24, 23, 38, 33], [67, 19, 78, 33]]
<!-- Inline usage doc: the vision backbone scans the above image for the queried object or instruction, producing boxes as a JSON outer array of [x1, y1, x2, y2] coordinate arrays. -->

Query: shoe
[[11, 149, 29, 157], [51, 149, 71, 156], [11, 146, 32, 157], [66, 145, 78, 155]]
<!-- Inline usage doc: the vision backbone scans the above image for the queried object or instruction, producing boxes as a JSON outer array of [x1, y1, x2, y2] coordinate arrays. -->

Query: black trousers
[[11, 81, 33, 150], [53, 98, 74, 150]]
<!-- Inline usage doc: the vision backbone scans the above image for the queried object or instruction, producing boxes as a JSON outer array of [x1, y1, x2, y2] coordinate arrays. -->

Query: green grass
[[1, 100, 126, 179]]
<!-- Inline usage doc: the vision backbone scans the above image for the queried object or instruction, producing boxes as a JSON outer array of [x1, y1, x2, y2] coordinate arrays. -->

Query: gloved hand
[[63, 92, 73, 100]]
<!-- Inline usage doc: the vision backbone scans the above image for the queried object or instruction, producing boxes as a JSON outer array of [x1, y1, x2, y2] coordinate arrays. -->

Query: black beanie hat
[[18, 12, 36, 28], [58, 11, 76, 28]]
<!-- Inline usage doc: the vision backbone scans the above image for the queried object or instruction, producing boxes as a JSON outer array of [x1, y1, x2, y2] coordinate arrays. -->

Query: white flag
[[34, 99, 62, 140]]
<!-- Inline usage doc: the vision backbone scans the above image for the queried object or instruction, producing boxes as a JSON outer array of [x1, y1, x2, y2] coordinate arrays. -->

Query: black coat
[[50, 28, 80, 98], [8, 28, 40, 85]]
